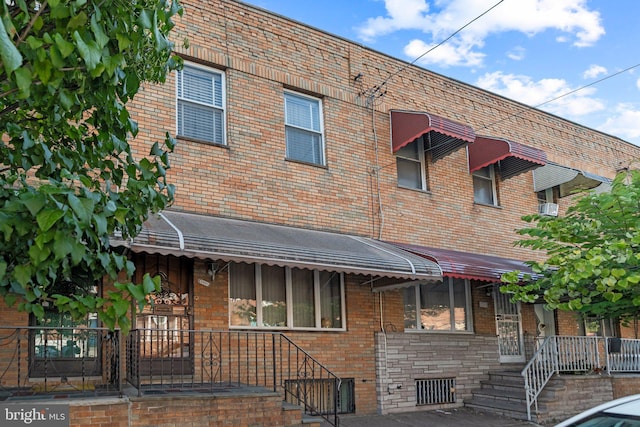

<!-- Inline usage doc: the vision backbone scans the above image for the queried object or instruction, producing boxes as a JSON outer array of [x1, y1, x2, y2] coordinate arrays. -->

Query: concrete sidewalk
[[333, 407, 543, 427]]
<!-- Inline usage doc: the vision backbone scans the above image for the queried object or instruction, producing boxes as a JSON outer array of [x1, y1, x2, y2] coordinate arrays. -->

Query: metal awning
[[390, 110, 475, 162], [533, 163, 612, 197], [388, 242, 539, 282], [468, 136, 547, 180], [110, 211, 442, 281]]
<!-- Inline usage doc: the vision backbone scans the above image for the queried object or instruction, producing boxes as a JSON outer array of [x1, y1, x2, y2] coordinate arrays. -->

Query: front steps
[[465, 369, 533, 422]]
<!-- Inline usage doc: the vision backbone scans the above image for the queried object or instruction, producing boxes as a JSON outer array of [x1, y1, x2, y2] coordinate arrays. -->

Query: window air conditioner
[[538, 202, 559, 217]]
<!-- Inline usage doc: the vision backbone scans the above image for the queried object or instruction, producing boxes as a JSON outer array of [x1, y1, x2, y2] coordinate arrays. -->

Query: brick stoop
[[465, 369, 533, 422]]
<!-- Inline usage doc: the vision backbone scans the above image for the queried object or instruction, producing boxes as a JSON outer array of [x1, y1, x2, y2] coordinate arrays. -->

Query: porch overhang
[[387, 242, 539, 282], [110, 211, 442, 281], [533, 162, 612, 197], [468, 136, 547, 180], [390, 110, 475, 162]]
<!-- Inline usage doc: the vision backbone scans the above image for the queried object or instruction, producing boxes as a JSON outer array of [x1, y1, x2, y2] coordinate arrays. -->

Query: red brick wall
[[128, 0, 637, 261], [556, 310, 582, 336], [69, 393, 303, 427]]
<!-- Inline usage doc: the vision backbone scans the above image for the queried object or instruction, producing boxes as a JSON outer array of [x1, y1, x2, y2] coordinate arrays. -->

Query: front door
[[493, 285, 525, 363], [134, 255, 194, 377]]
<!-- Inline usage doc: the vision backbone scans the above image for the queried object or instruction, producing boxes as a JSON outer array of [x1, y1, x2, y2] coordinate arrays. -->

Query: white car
[[555, 394, 640, 426]]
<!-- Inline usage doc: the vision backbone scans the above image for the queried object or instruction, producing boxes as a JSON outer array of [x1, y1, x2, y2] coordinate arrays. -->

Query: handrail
[[126, 329, 341, 426], [278, 333, 342, 426], [521, 335, 603, 421], [521, 336, 555, 422]]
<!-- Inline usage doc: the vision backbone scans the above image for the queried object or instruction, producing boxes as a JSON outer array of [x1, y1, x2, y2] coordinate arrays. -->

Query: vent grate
[[416, 378, 456, 405]]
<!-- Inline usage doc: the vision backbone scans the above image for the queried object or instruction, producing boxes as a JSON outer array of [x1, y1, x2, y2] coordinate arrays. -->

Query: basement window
[[416, 378, 456, 405]]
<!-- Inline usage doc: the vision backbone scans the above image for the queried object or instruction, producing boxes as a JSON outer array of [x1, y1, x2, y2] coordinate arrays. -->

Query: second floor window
[[396, 137, 427, 190], [473, 165, 498, 206], [177, 64, 226, 145], [284, 92, 325, 165]]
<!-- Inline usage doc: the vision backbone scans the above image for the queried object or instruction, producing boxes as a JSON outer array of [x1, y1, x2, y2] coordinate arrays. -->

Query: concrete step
[[479, 378, 527, 395], [486, 370, 526, 385], [465, 396, 529, 421], [472, 386, 527, 402]]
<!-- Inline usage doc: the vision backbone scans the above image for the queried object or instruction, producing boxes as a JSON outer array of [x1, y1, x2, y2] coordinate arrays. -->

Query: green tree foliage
[[501, 170, 640, 324], [0, 0, 183, 333]]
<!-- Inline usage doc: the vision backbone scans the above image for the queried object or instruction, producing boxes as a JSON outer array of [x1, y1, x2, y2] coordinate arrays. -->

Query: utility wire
[[368, 0, 505, 98], [476, 62, 640, 133]]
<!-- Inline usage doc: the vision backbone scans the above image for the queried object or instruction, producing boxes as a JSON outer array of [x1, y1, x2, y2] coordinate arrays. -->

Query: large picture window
[[177, 63, 226, 145], [284, 92, 325, 165], [229, 263, 344, 330], [404, 278, 473, 332]]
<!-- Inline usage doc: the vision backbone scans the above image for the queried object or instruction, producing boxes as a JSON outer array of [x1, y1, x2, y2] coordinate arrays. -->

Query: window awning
[[110, 211, 442, 281], [390, 110, 475, 162], [533, 163, 612, 197], [468, 136, 547, 180], [388, 242, 539, 283]]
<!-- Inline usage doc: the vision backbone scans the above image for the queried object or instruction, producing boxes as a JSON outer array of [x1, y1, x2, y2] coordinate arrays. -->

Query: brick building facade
[[4, 0, 640, 424]]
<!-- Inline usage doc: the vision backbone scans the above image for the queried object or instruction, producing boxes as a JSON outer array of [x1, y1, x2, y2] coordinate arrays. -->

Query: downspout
[[158, 212, 184, 250]]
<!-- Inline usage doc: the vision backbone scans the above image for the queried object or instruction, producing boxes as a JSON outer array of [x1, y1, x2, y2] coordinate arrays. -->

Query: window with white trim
[[396, 137, 428, 190], [229, 263, 344, 330], [581, 316, 617, 337], [284, 92, 325, 165], [473, 165, 498, 205], [403, 278, 473, 332], [177, 63, 225, 145]]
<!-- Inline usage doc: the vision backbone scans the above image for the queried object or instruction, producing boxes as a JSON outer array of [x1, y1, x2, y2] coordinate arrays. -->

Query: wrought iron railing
[[521, 335, 640, 421], [0, 326, 121, 398], [126, 329, 341, 426]]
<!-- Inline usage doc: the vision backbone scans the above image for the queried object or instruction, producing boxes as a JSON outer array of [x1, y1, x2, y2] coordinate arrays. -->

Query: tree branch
[[16, 0, 49, 45]]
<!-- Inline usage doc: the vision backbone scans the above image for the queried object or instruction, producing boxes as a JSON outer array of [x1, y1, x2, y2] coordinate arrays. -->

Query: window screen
[[285, 92, 324, 165], [177, 64, 225, 144]]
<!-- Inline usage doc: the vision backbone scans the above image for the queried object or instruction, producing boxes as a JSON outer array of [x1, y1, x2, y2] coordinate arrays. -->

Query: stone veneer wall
[[374, 332, 501, 414], [540, 375, 640, 425]]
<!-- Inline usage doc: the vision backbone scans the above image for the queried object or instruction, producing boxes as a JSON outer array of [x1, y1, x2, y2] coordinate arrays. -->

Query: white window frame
[[396, 137, 427, 191], [176, 62, 226, 145], [284, 91, 325, 166], [404, 278, 473, 333], [582, 316, 617, 337], [229, 263, 346, 331], [473, 165, 498, 206]]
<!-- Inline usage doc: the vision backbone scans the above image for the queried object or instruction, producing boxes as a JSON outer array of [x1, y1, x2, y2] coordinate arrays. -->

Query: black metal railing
[[0, 326, 121, 398], [126, 329, 340, 426]]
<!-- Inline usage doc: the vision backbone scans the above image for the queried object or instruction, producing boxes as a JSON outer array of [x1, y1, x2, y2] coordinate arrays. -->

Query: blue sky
[[242, 0, 640, 146]]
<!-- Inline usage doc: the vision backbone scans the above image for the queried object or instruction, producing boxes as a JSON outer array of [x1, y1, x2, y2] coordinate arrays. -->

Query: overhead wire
[[478, 62, 640, 133], [363, 0, 639, 140], [366, 0, 506, 98]]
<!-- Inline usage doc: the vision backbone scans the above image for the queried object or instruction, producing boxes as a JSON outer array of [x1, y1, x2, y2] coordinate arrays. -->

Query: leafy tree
[[0, 0, 183, 333], [501, 170, 640, 325]]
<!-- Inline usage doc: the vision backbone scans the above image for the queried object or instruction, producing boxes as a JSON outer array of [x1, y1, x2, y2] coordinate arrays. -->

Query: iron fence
[[0, 326, 120, 399], [522, 335, 640, 421], [126, 329, 341, 426]]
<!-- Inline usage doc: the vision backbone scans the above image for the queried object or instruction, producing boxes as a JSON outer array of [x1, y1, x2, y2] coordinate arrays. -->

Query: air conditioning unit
[[539, 202, 559, 217]]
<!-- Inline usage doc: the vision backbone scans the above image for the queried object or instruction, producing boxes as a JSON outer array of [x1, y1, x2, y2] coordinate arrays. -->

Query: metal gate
[[493, 285, 525, 363]]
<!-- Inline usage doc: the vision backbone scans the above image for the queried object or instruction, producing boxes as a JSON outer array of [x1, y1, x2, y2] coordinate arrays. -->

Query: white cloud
[[403, 38, 485, 67], [506, 46, 525, 61], [637, 78, 640, 90], [583, 64, 607, 79], [357, 0, 604, 67], [475, 71, 605, 117], [357, 0, 431, 42], [599, 104, 640, 142]]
